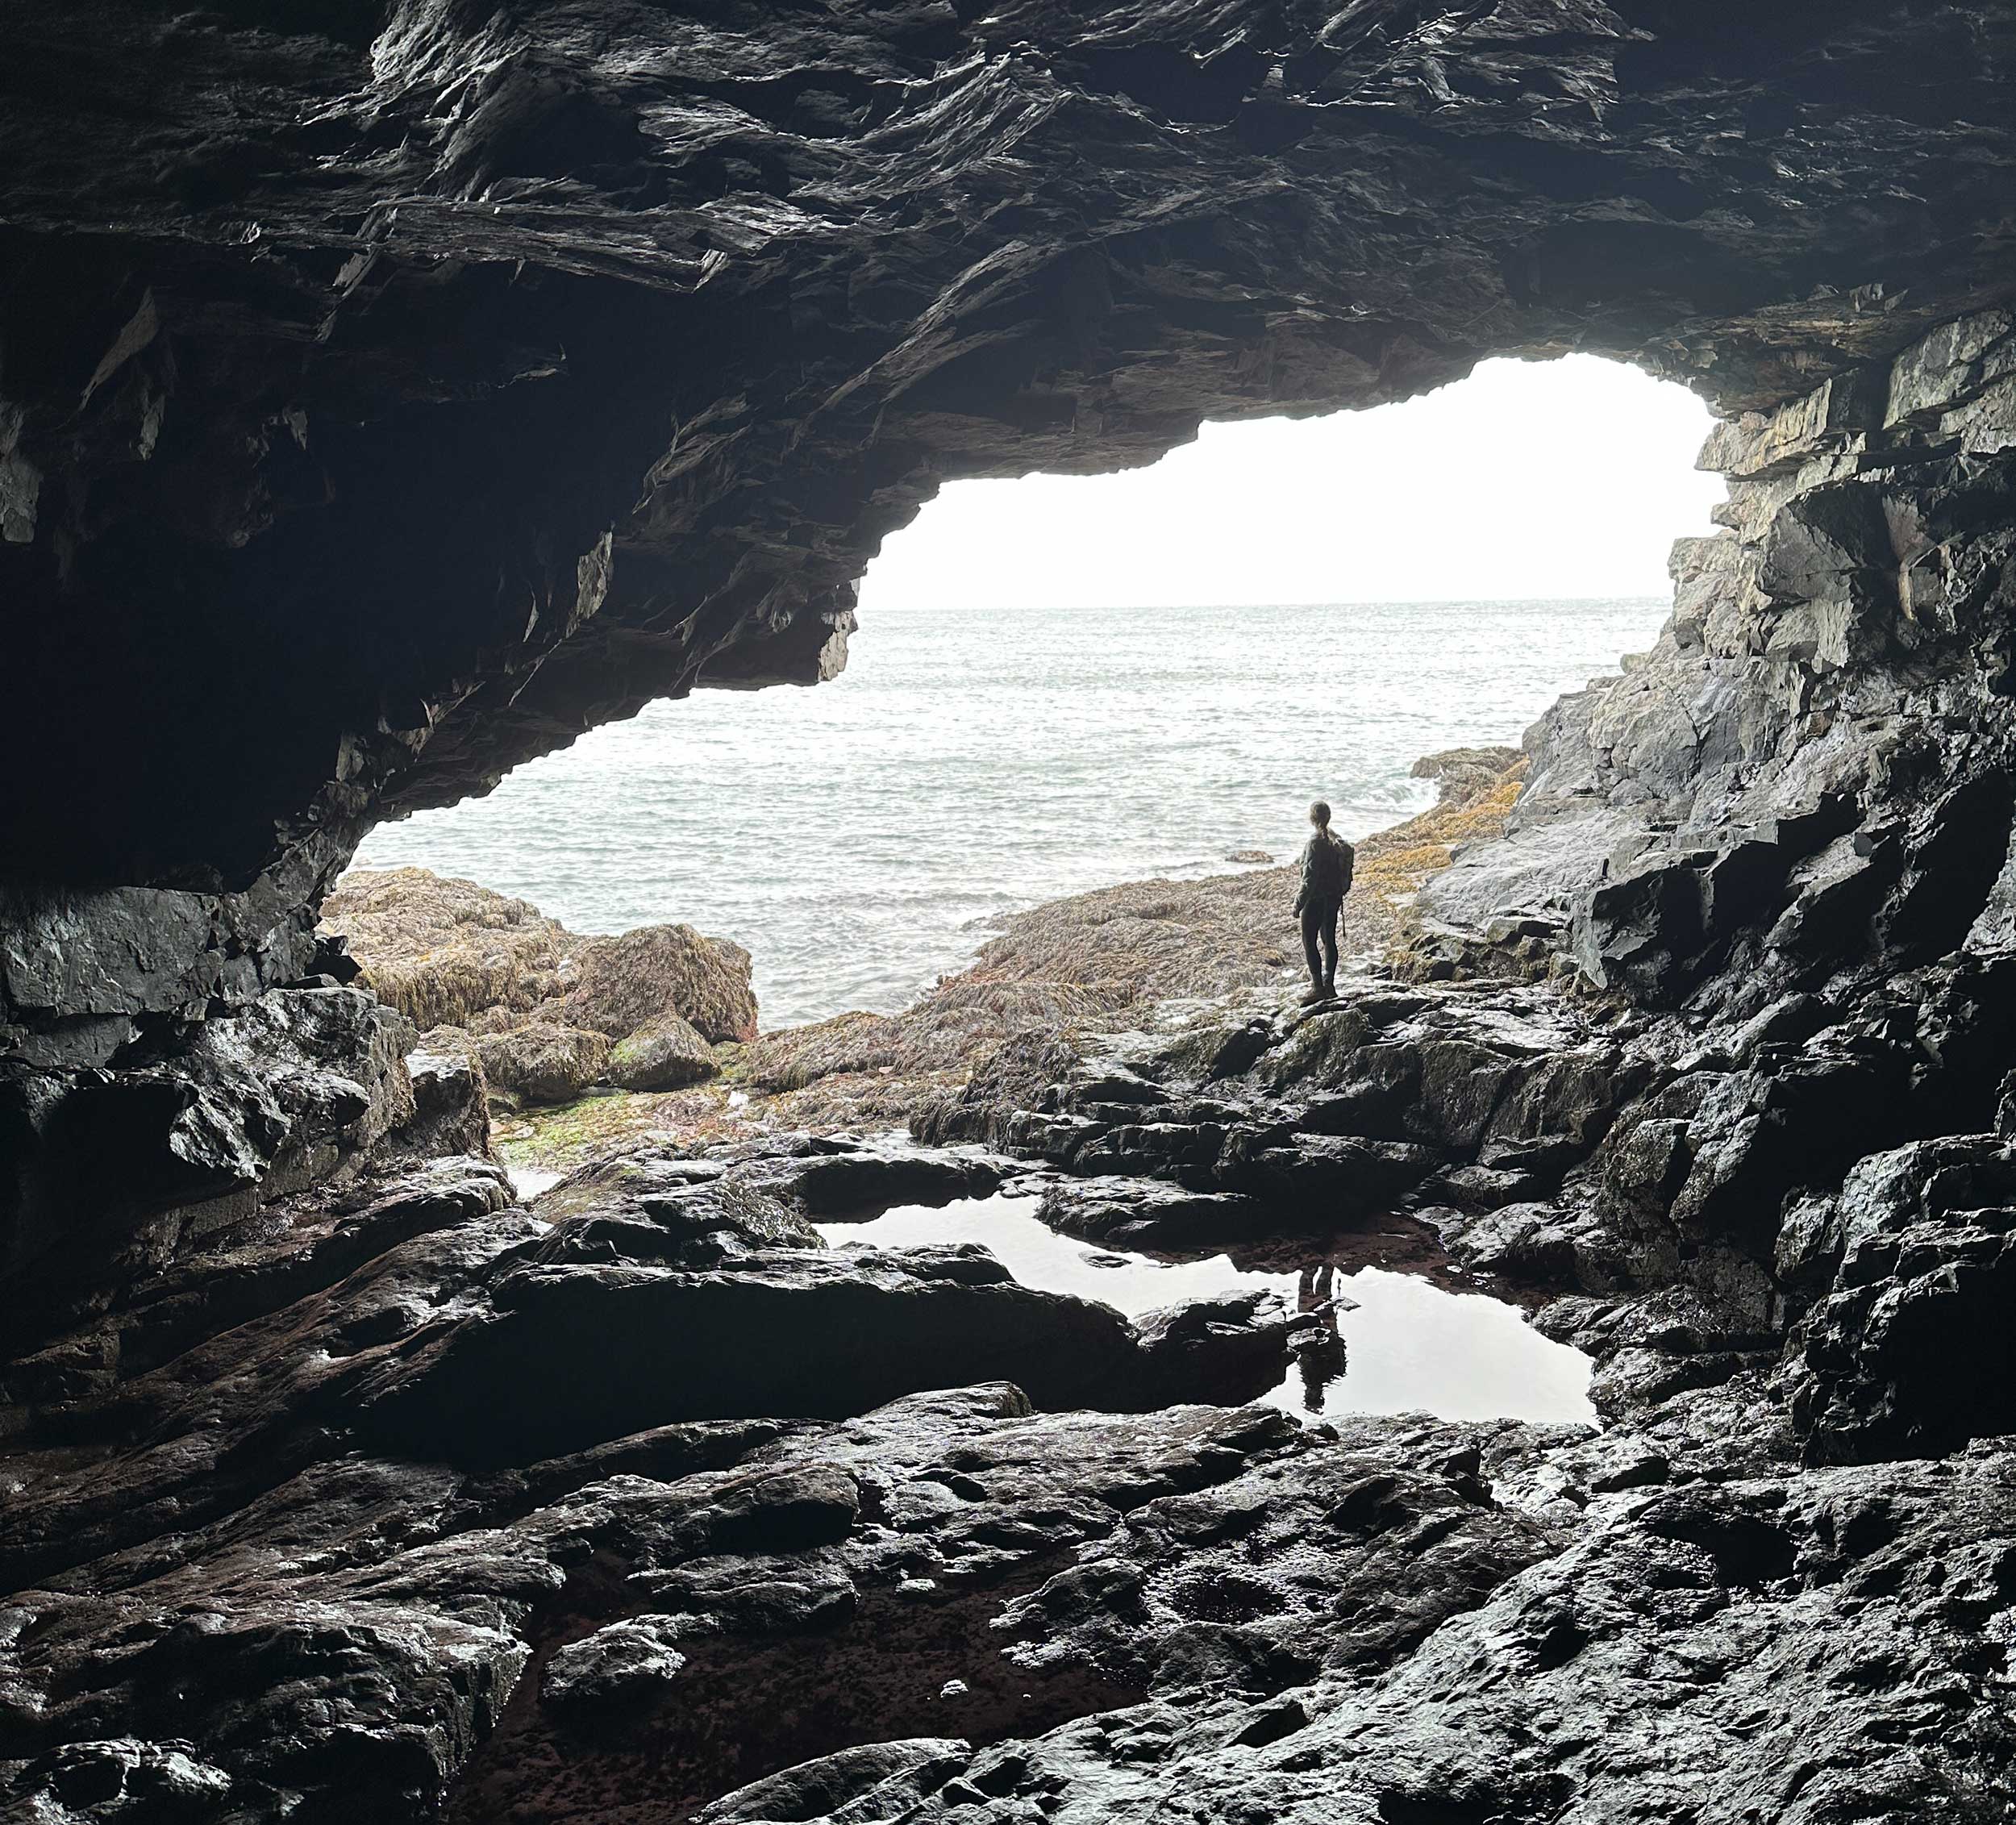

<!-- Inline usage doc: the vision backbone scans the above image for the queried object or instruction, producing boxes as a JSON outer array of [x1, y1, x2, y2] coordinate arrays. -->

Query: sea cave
[[6, 4, 2016, 1820]]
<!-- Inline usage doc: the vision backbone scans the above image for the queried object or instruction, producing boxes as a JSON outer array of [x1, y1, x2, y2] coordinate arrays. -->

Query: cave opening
[[347, 353, 1722, 1031], [13, 6, 2016, 1816]]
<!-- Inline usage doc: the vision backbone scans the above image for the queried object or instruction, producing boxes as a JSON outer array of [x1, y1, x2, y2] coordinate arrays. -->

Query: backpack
[[1309, 831, 1354, 899]]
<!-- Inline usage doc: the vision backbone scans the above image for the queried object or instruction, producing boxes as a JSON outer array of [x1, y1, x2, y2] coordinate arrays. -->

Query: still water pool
[[817, 1195, 1595, 1427]]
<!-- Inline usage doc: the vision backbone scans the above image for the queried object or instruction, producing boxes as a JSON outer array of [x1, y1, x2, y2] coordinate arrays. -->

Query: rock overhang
[[2, 0, 2015, 903], [7, 0, 2016, 1335], [11, 14, 2016, 1816]]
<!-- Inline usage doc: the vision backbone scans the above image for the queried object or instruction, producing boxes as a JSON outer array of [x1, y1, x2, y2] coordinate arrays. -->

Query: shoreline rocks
[[322, 867, 756, 1106], [460, 746, 1532, 1173], [6, 8, 2016, 1817]]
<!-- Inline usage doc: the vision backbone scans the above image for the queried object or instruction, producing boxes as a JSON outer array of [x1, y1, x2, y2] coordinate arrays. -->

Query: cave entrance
[[350, 354, 1719, 1035]]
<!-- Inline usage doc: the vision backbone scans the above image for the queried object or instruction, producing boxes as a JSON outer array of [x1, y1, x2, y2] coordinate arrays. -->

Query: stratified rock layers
[[9, 5, 2016, 1823], [6, 0, 2016, 1302], [1420, 306, 2016, 1025], [4, 0, 2016, 945], [7, 1125, 2015, 1823]]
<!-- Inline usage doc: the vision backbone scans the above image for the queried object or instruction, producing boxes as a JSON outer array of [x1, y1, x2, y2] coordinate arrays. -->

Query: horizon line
[[858, 592, 1672, 613]]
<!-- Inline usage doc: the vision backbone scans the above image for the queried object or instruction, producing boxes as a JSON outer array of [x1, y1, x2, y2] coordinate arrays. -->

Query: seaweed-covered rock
[[607, 1010, 718, 1091], [473, 1021, 611, 1105], [562, 925, 759, 1046], [320, 869, 568, 1031], [326, 869, 758, 1047]]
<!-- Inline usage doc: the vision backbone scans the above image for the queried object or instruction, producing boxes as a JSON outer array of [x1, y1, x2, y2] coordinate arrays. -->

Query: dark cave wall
[[15, 17, 2016, 1818], [6, 0, 2016, 1315], [6, 0, 2016, 901], [1420, 305, 2016, 1022]]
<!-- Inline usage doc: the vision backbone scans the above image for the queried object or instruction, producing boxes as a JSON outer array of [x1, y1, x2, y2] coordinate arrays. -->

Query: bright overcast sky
[[859, 354, 1724, 611]]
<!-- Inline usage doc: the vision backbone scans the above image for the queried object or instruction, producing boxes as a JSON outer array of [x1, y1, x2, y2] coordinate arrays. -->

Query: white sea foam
[[356, 597, 1664, 1027]]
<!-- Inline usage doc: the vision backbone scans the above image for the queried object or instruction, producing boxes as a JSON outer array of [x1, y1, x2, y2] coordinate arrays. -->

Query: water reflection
[[816, 1194, 1594, 1427], [1292, 1261, 1354, 1415]]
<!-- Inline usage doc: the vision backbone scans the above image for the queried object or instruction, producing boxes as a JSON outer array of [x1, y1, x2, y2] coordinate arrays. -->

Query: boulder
[[351, 1238, 1292, 1468], [398, 1029, 494, 1159], [1410, 745, 1526, 808], [608, 1010, 719, 1091], [320, 868, 567, 1030], [543, 1617, 689, 1714], [755, 1138, 1007, 1217], [561, 923, 759, 1045], [323, 870, 761, 1096], [1787, 1137, 2016, 1464], [474, 1023, 612, 1106]]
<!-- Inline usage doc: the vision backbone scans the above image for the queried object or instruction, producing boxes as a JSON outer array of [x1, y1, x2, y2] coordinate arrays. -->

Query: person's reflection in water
[[1293, 1260, 1353, 1413]]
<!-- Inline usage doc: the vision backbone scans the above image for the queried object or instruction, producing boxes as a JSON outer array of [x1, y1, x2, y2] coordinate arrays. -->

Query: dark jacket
[[1295, 830, 1355, 915]]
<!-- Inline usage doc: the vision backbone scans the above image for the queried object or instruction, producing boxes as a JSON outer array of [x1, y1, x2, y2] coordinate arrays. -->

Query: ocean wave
[[357, 596, 1664, 1027]]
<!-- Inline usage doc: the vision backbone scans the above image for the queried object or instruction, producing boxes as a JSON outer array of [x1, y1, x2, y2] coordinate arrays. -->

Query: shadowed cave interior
[[7, 3, 2016, 1821]]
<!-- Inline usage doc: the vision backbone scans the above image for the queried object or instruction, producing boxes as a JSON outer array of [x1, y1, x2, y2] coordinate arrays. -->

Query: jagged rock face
[[5, 0, 2016, 910], [12, 15, 2016, 1818], [915, 961, 2016, 1470], [0, 981, 430, 1348], [8, 1124, 2016, 1825], [1422, 306, 2016, 1027], [7, 0, 2016, 1308]]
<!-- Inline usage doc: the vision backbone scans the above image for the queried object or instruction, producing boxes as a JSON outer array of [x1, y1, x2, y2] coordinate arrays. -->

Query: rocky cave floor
[[9, 953, 2016, 1824], [14, 2, 2016, 1815]]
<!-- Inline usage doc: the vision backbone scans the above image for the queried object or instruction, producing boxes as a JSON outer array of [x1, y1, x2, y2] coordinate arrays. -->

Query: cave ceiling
[[2, 1, 2014, 891]]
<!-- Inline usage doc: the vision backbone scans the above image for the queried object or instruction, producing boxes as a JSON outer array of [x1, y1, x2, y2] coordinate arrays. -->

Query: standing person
[[1293, 799, 1354, 1004]]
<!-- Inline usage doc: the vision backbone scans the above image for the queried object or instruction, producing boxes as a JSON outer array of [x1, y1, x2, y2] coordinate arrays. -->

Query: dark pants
[[1301, 897, 1341, 987]]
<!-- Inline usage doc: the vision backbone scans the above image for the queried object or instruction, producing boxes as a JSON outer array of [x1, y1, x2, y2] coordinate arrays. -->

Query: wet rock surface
[[1, 982, 430, 1350], [8, 1045, 2016, 1823], [1418, 306, 2016, 1035], [0, 1136, 1330, 1824], [9, 5, 2016, 1820]]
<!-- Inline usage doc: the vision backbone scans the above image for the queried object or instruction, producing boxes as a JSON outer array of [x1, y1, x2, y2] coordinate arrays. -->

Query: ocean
[[353, 597, 1666, 1029]]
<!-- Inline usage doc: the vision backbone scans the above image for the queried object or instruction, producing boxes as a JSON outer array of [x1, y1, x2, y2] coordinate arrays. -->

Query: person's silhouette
[[1293, 1260, 1349, 1412], [1293, 801, 1355, 1004]]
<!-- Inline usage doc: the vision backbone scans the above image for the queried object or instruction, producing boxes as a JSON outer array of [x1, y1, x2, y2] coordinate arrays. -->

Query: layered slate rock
[[1420, 306, 2016, 1027], [10, 1137, 2014, 1825], [6, 0, 2016, 992], [13, 974, 2016, 1821], [0, 981, 433, 1348], [918, 944, 2016, 1463], [0, 1135, 1320, 1823], [918, 979, 1648, 1251], [10, 7, 2016, 1823], [6, 0, 2016, 1337], [793, 1447, 2016, 1825]]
